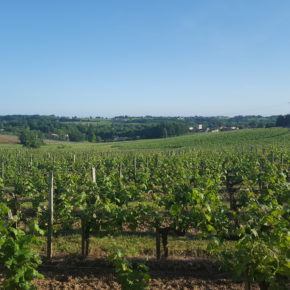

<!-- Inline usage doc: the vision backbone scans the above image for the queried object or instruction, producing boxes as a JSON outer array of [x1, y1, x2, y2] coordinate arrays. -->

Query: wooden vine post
[[47, 172, 54, 259], [155, 227, 169, 260], [81, 215, 87, 258], [161, 229, 169, 258], [92, 167, 96, 183], [156, 228, 161, 260], [134, 156, 137, 180], [81, 166, 97, 258], [119, 163, 122, 179]]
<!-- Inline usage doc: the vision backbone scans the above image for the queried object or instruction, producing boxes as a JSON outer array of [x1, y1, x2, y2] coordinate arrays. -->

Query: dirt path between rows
[[28, 257, 259, 289]]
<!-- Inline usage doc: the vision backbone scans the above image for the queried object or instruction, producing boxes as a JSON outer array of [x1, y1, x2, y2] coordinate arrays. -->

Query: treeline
[[0, 115, 188, 142], [276, 114, 290, 127], [0, 114, 279, 143], [183, 115, 277, 129], [69, 122, 188, 142]]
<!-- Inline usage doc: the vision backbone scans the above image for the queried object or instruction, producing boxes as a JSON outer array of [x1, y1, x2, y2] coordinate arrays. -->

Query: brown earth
[[0, 134, 19, 144], [28, 257, 259, 289]]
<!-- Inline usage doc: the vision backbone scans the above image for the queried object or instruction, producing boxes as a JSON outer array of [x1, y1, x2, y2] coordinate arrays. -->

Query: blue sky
[[1, 0, 290, 117]]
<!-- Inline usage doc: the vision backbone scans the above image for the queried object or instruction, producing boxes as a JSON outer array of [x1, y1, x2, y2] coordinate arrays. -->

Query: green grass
[[2, 127, 290, 153], [110, 127, 290, 151], [43, 127, 290, 152], [33, 233, 219, 258]]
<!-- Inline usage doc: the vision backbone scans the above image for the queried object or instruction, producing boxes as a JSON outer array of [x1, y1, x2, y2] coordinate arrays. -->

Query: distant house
[[197, 124, 203, 130], [220, 126, 239, 131]]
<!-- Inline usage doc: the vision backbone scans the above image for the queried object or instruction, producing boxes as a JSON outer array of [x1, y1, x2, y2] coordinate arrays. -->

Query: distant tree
[[94, 135, 101, 142], [276, 115, 290, 127], [276, 115, 285, 127], [87, 125, 97, 142], [18, 130, 44, 148], [162, 128, 168, 138], [265, 122, 275, 128], [88, 132, 96, 142], [68, 128, 86, 142], [285, 115, 290, 127], [249, 121, 257, 128]]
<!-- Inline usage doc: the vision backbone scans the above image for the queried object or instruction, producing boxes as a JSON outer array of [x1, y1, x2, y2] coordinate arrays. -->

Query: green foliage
[[109, 249, 150, 290], [208, 180, 290, 289], [276, 114, 290, 127], [227, 231, 290, 289], [0, 205, 44, 290], [18, 130, 44, 148], [0, 114, 278, 143], [68, 128, 86, 142]]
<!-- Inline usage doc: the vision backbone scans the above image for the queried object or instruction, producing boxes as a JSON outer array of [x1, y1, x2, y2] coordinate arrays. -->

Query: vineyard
[[0, 143, 290, 289]]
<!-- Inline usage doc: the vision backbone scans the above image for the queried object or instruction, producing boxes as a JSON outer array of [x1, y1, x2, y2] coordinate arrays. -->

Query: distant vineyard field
[[109, 127, 290, 151], [0, 131, 290, 289], [1, 127, 290, 152]]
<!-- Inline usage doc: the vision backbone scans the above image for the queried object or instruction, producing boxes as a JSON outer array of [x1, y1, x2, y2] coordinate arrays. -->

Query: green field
[[1, 127, 290, 152], [109, 127, 290, 151]]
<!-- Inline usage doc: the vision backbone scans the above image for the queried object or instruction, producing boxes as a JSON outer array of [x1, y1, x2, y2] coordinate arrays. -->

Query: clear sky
[[1, 0, 290, 117]]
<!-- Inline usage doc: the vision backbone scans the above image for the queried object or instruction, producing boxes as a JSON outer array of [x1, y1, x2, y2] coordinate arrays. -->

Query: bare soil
[[26, 257, 259, 289], [0, 134, 19, 144]]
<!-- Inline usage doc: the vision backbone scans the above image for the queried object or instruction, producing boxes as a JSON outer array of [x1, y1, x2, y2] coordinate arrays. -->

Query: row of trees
[[0, 115, 189, 144], [18, 130, 44, 148], [66, 122, 188, 142], [0, 114, 280, 146], [17, 122, 188, 147], [276, 114, 290, 127]]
